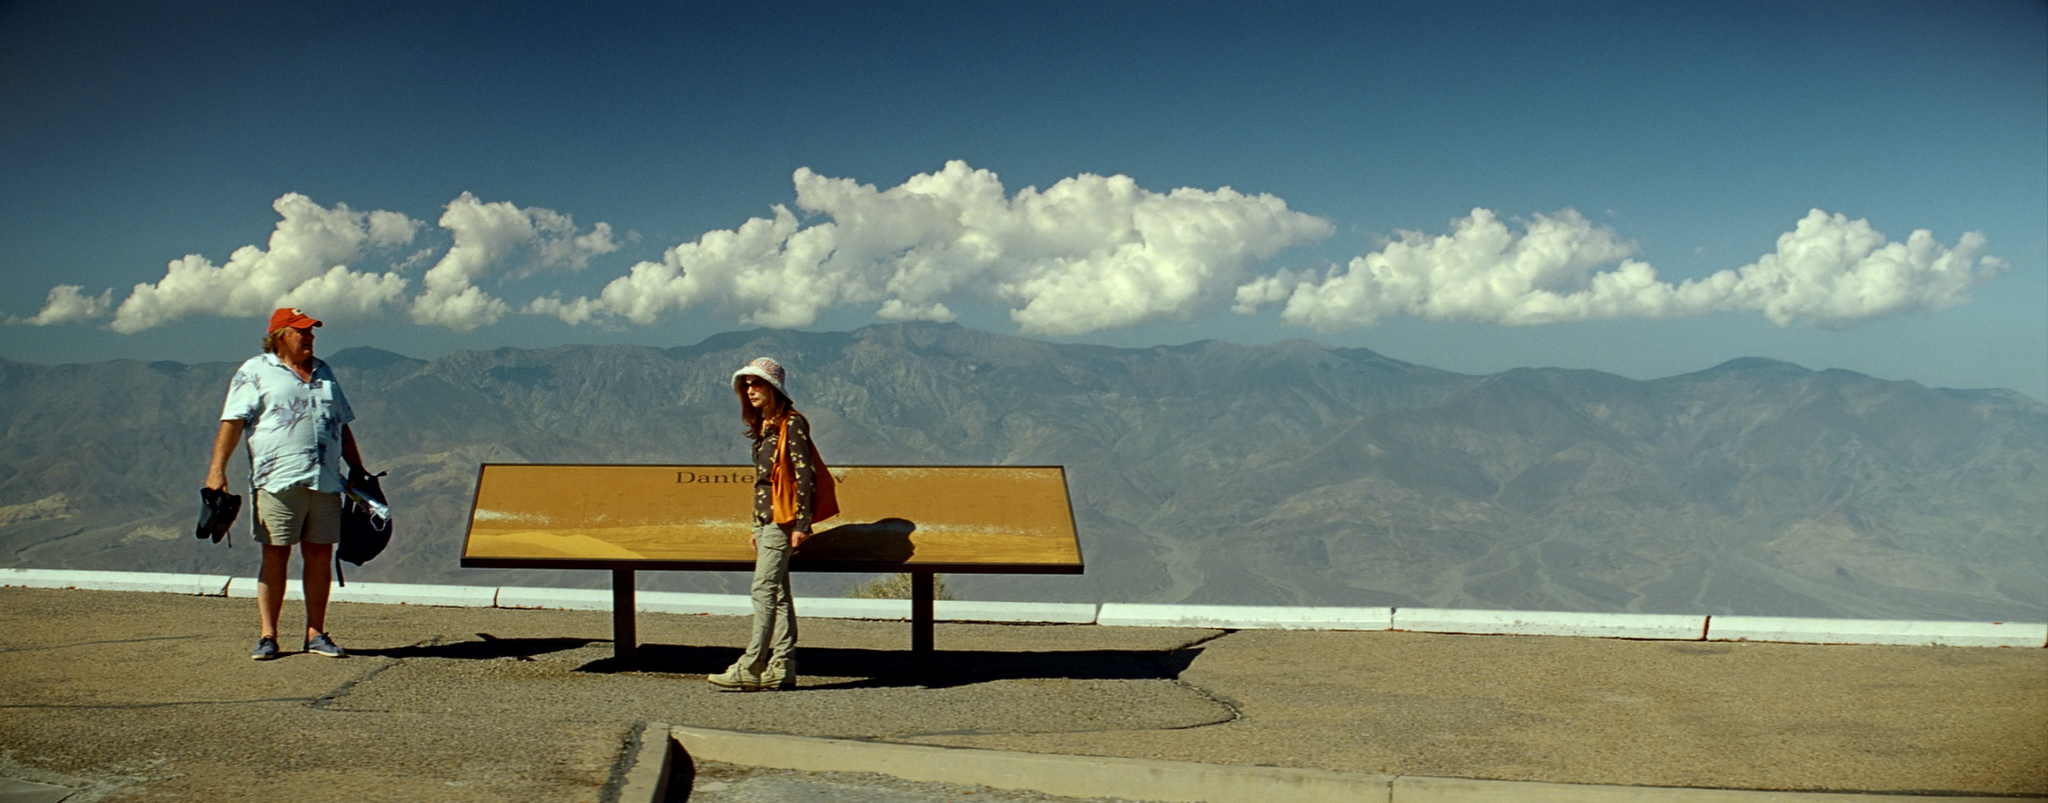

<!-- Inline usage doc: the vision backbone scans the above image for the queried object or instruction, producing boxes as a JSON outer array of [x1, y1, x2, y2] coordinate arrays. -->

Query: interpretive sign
[[462, 463, 1082, 573], [459, 463, 1083, 661]]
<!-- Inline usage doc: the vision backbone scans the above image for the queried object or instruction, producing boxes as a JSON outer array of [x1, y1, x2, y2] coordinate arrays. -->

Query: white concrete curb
[[783, 598, 1101, 624], [0, 568, 231, 596], [4, 569, 2043, 648], [1098, 603, 1395, 630], [664, 727, 2031, 803], [800, 597, 911, 620], [1389, 775, 2031, 802], [615, 722, 674, 803], [937, 600, 1099, 624], [670, 725, 1395, 803], [640, 591, 753, 617], [1707, 615, 2048, 648], [337, 581, 500, 607], [492, 585, 611, 610], [219, 577, 499, 607], [1396, 608, 1709, 641], [486, 589, 1097, 621], [488, 586, 756, 616]]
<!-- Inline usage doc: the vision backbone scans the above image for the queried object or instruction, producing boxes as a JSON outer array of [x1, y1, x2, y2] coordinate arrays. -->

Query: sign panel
[[461, 464, 1083, 574]]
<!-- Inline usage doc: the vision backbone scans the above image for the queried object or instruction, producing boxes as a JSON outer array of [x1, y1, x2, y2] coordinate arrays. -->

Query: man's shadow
[[352, 632, 600, 661]]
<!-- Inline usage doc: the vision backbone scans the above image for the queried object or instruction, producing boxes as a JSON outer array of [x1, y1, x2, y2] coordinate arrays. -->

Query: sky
[[3, 0, 2044, 400]]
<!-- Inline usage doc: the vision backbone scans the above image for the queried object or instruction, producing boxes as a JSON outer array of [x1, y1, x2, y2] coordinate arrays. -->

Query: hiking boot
[[761, 658, 797, 690], [305, 632, 347, 658], [707, 660, 764, 691], [251, 636, 280, 661]]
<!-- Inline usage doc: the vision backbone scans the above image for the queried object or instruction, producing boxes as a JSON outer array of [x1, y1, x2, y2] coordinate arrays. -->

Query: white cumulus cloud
[[49, 193, 424, 333], [411, 192, 620, 331], [20, 192, 618, 334], [1705, 209, 2006, 328], [527, 161, 1335, 335], [26, 178, 2005, 340], [10, 285, 113, 326], [1235, 208, 2007, 330]]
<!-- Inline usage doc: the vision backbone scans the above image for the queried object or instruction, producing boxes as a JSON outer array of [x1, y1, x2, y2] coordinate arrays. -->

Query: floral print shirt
[[221, 354, 354, 494], [752, 412, 816, 532]]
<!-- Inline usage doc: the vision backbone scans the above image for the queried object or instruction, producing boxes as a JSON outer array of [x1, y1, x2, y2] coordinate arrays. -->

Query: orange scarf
[[772, 415, 839, 526]]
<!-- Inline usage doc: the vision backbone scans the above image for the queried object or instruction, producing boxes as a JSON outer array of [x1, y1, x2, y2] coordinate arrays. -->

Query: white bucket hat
[[732, 357, 789, 400]]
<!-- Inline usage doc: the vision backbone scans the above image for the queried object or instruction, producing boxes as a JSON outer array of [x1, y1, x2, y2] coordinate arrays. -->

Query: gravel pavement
[[0, 585, 2041, 802]]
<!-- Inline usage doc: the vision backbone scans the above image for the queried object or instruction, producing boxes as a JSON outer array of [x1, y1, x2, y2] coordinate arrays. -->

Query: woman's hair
[[738, 381, 792, 440], [262, 328, 286, 354]]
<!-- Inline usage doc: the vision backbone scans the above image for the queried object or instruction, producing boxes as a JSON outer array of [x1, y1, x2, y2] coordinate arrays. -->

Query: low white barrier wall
[[1706, 615, 2048, 648], [1395, 608, 1708, 641], [493, 587, 760, 616], [489, 587, 1093, 623], [0, 569, 232, 596], [220, 577, 501, 607], [938, 600, 1098, 624], [1098, 603, 1394, 630], [5, 568, 2042, 648]]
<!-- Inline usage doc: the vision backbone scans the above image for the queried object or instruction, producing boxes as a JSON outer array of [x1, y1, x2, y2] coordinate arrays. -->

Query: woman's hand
[[791, 529, 811, 548]]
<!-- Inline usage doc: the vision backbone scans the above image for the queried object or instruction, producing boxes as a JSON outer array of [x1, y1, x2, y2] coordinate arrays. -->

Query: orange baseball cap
[[268, 308, 322, 332]]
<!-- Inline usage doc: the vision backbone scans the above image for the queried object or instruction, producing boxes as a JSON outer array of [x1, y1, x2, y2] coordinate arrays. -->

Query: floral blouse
[[751, 412, 817, 532]]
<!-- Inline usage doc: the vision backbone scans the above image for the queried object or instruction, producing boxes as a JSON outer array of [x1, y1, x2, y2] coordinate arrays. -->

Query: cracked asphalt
[[1, 585, 2042, 802]]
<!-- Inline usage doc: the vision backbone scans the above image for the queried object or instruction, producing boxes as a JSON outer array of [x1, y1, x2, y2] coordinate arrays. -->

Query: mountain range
[[2, 322, 2042, 621]]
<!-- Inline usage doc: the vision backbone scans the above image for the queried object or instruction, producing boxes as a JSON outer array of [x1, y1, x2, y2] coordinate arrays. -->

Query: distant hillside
[[1, 322, 2041, 620]]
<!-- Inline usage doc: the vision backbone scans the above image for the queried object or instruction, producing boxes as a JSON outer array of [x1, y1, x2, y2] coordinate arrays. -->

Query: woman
[[709, 357, 818, 691]]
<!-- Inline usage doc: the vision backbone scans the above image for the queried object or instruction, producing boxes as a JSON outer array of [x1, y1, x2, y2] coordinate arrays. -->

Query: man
[[205, 308, 367, 660]]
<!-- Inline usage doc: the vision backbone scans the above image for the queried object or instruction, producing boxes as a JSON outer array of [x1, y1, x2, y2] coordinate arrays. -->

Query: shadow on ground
[[348, 631, 1206, 691], [588, 644, 1206, 690], [351, 633, 601, 661]]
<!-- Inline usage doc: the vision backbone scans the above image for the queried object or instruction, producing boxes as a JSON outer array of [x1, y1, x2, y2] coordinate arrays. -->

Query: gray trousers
[[738, 522, 797, 667]]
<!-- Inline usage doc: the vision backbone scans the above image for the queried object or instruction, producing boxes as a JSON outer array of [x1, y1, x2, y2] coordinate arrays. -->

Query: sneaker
[[707, 660, 764, 691], [761, 658, 797, 690], [250, 636, 280, 661], [305, 633, 347, 658]]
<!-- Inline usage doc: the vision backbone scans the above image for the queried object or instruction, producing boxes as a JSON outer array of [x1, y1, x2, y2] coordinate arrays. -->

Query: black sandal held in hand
[[196, 487, 241, 544]]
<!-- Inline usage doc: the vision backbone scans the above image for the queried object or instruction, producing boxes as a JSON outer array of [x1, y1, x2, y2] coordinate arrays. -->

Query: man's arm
[[206, 419, 245, 491], [341, 425, 363, 474]]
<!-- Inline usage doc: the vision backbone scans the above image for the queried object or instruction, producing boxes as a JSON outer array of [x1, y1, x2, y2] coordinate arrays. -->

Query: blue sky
[[4, 0, 2044, 399]]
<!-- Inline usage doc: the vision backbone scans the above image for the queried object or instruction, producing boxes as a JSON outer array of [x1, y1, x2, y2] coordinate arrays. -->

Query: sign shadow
[[583, 644, 1204, 690], [795, 517, 916, 563]]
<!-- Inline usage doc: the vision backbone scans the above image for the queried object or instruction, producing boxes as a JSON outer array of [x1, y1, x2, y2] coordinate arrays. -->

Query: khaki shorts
[[252, 487, 342, 547]]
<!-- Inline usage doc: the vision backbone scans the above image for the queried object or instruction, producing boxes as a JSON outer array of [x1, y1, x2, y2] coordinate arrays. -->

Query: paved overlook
[[1, 583, 2043, 802]]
